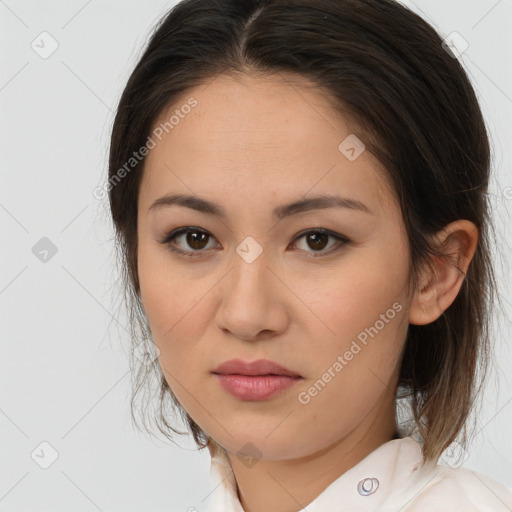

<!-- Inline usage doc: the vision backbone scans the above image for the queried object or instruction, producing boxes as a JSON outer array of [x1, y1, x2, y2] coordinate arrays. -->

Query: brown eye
[[185, 231, 210, 250], [159, 227, 220, 257], [292, 229, 349, 257], [305, 232, 329, 251]]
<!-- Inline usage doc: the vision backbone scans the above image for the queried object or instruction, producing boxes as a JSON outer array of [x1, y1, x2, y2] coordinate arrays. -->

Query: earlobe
[[408, 220, 479, 326]]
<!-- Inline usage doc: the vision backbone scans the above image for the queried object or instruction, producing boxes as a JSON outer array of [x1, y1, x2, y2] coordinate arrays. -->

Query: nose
[[215, 247, 289, 342]]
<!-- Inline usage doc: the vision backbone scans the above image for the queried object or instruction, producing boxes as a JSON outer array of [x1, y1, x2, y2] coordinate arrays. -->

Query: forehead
[[151, 72, 348, 155], [140, 73, 397, 216]]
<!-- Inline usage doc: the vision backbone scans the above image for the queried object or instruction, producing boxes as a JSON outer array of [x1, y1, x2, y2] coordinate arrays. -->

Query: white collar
[[205, 436, 436, 511]]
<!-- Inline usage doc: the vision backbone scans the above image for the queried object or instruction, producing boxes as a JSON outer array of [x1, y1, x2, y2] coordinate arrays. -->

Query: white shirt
[[206, 436, 512, 511]]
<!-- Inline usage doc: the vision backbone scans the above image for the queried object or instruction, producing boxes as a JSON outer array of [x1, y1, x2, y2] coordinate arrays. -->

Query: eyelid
[[158, 226, 350, 258], [158, 226, 219, 258], [290, 228, 350, 257]]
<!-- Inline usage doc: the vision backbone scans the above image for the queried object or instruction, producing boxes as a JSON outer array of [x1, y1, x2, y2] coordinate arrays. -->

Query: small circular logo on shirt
[[357, 477, 380, 496]]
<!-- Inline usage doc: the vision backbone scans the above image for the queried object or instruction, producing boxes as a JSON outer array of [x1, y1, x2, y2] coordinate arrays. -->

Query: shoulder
[[398, 461, 512, 512]]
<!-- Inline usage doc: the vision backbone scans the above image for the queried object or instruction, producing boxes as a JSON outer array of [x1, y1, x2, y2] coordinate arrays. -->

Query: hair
[[107, 0, 499, 463]]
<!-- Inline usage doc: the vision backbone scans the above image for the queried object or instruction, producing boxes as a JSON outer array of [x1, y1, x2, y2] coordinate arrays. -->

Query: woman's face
[[137, 73, 414, 460]]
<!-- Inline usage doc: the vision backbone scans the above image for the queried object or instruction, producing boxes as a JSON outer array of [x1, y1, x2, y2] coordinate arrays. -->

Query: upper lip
[[212, 358, 302, 377]]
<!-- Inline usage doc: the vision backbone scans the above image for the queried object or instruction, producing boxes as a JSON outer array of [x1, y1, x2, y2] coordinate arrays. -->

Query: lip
[[212, 359, 303, 401], [212, 358, 301, 377]]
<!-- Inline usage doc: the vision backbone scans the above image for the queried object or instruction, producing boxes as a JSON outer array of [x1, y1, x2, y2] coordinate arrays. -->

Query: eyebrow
[[147, 193, 373, 219]]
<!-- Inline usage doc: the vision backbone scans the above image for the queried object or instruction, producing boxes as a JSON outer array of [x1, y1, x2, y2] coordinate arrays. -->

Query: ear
[[409, 220, 479, 326]]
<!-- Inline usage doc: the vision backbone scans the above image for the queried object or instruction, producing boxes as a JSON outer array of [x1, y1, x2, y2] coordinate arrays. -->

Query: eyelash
[[158, 227, 350, 259]]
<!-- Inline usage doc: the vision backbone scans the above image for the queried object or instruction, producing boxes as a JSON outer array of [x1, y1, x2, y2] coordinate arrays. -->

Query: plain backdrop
[[1, 0, 511, 510]]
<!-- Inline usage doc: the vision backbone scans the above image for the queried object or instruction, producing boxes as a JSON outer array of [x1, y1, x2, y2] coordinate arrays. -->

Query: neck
[[227, 398, 398, 512]]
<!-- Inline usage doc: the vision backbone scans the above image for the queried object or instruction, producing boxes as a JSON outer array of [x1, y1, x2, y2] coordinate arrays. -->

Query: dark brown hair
[[108, 0, 499, 462]]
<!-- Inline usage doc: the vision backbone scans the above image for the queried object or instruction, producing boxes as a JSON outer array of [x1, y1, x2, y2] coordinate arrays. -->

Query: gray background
[[1, 0, 511, 510]]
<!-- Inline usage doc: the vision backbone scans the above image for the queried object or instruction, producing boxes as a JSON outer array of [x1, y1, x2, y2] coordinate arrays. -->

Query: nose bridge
[[229, 236, 272, 303], [215, 235, 283, 339]]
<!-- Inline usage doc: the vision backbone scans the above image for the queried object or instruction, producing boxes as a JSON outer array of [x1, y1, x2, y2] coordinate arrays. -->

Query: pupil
[[187, 232, 207, 249], [308, 232, 328, 250]]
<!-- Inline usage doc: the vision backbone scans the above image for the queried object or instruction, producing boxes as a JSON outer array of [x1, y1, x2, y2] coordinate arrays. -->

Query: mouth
[[213, 374, 302, 401], [212, 359, 303, 401], [212, 358, 302, 378]]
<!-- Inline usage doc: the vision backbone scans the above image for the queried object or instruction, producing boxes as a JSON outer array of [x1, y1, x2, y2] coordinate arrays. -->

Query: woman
[[107, 0, 512, 510]]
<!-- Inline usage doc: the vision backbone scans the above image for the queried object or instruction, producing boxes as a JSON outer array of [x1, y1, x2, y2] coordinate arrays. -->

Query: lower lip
[[214, 374, 302, 401]]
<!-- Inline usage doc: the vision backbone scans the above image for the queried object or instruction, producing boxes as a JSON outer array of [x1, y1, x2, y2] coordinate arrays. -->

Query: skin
[[136, 73, 479, 512]]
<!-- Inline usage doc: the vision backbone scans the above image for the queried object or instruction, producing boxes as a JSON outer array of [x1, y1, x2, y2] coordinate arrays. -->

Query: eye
[[290, 228, 349, 257], [158, 227, 350, 258], [159, 227, 220, 257]]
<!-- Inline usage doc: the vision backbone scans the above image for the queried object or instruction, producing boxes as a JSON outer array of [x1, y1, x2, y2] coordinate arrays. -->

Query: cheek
[[291, 266, 408, 447], [138, 236, 192, 326], [298, 252, 409, 351], [138, 245, 194, 347], [293, 246, 410, 415], [137, 244, 219, 394], [137, 266, 201, 403]]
